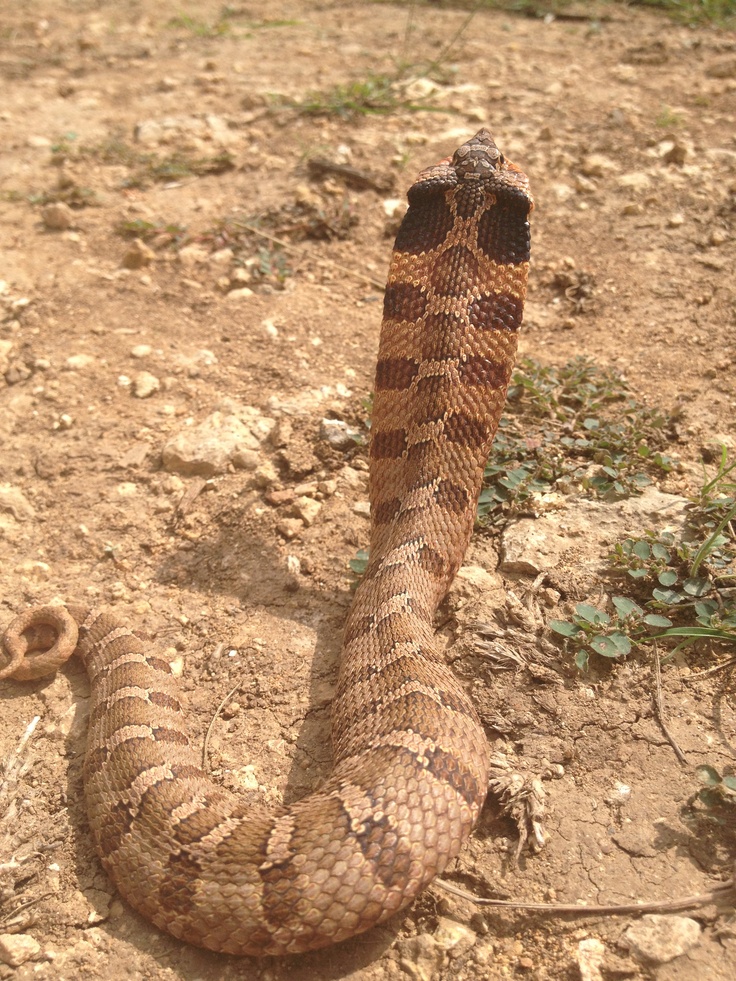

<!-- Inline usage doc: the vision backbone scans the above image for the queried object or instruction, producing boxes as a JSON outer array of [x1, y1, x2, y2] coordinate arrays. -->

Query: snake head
[[452, 129, 505, 179]]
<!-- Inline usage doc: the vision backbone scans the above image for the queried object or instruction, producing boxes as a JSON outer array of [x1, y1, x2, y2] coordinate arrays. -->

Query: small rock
[[277, 518, 303, 540], [701, 434, 736, 463], [580, 154, 614, 178], [177, 244, 210, 267], [434, 916, 476, 952], [0, 484, 35, 521], [0, 339, 14, 374], [251, 461, 279, 489], [396, 933, 446, 981], [292, 496, 322, 526], [130, 344, 153, 359], [41, 202, 74, 230], [320, 418, 361, 451], [617, 172, 651, 192], [339, 466, 368, 490], [122, 237, 157, 269], [383, 197, 406, 218], [0, 933, 41, 967], [294, 481, 319, 497], [14, 559, 51, 580], [226, 287, 255, 300], [353, 501, 371, 517], [662, 142, 687, 165], [66, 353, 95, 370], [266, 489, 296, 506], [577, 938, 606, 981], [132, 371, 160, 398], [85, 887, 112, 925], [706, 57, 736, 79], [231, 448, 259, 470], [162, 410, 275, 477], [210, 247, 234, 264], [623, 915, 700, 964], [451, 565, 504, 605], [667, 213, 685, 227]]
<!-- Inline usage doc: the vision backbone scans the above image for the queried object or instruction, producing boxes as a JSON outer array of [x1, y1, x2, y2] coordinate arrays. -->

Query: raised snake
[[1, 129, 532, 956]]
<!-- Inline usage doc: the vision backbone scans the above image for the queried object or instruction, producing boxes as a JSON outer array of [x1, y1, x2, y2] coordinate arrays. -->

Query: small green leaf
[[633, 541, 651, 560], [627, 568, 648, 579], [682, 577, 711, 597], [613, 596, 643, 618], [348, 548, 370, 575], [695, 764, 722, 787], [694, 600, 718, 618], [609, 632, 632, 655], [652, 587, 683, 604], [722, 776, 736, 794], [651, 543, 671, 561], [643, 614, 673, 627], [590, 635, 621, 657], [549, 620, 581, 638], [574, 650, 589, 671], [575, 603, 610, 625], [658, 570, 678, 587]]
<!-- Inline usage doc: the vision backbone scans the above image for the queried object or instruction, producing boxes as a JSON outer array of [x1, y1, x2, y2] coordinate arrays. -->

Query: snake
[[1, 129, 532, 956]]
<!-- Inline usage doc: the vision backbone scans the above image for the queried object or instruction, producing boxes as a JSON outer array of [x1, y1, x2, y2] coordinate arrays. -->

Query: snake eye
[[498, 153, 506, 165]]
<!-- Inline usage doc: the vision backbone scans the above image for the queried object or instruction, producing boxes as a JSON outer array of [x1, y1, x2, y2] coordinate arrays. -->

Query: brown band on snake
[[1, 129, 532, 956]]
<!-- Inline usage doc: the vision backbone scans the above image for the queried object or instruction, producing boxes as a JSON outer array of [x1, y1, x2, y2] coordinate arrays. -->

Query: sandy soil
[[0, 2, 734, 980]]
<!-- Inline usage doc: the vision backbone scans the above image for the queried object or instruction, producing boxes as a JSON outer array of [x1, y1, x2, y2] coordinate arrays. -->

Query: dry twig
[[434, 871, 736, 917], [652, 639, 688, 765]]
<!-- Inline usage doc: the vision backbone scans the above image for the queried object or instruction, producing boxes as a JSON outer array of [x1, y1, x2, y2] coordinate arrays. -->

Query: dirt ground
[[0, 2, 735, 979]]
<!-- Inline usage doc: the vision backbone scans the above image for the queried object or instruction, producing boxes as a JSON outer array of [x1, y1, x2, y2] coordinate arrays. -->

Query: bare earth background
[[0, 2, 735, 980]]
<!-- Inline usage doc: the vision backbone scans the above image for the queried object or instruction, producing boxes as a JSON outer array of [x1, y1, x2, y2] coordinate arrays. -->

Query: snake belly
[[1, 129, 532, 956]]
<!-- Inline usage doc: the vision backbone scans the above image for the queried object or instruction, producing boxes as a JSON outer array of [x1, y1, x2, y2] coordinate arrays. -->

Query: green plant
[[166, 14, 232, 37], [626, 0, 735, 25], [551, 448, 736, 668], [550, 599, 671, 671], [114, 218, 188, 248], [349, 548, 370, 589], [473, 0, 735, 24], [479, 357, 674, 523], [285, 74, 407, 118], [696, 764, 736, 806], [50, 131, 79, 160], [655, 105, 684, 129]]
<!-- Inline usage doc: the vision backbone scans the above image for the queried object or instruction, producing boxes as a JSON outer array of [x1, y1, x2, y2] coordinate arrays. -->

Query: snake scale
[[1, 129, 532, 956]]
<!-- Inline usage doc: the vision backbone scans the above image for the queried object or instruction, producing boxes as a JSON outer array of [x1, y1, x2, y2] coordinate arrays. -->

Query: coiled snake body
[[1, 130, 532, 955]]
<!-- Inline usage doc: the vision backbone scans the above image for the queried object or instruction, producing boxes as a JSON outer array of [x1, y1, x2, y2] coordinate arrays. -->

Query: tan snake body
[[1, 129, 532, 955]]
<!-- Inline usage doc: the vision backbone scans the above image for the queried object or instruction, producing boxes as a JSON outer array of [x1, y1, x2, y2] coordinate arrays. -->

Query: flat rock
[[0, 483, 35, 521], [162, 409, 275, 477], [623, 914, 701, 964], [0, 933, 41, 967], [500, 487, 689, 576]]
